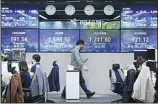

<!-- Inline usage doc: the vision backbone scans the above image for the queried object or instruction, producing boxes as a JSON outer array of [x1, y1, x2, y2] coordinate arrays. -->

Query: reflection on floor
[[47, 94, 121, 103]]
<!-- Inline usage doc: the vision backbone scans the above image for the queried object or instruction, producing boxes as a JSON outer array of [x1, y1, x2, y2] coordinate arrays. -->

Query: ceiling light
[[39, 15, 48, 20]]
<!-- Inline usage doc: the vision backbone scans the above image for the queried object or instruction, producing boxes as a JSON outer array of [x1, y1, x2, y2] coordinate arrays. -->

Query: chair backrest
[[109, 64, 124, 82], [113, 64, 120, 70], [109, 64, 124, 94]]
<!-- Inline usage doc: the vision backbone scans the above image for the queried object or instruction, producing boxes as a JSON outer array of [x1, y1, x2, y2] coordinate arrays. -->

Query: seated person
[[19, 60, 32, 89], [31, 54, 41, 73], [132, 57, 156, 103]]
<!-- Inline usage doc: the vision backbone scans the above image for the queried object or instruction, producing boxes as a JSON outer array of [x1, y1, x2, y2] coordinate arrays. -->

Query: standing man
[[61, 40, 95, 99]]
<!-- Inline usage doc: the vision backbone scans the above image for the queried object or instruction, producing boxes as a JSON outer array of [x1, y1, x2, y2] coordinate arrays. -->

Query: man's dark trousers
[[61, 70, 91, 97]]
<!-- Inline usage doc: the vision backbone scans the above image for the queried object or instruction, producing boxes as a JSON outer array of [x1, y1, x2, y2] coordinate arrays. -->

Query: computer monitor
[[4, 49, 12, 61], [134, 50, 147, 60], [147, 49, 155, 60], [12, 48, 26, 61], [146, 61, 157, 71]]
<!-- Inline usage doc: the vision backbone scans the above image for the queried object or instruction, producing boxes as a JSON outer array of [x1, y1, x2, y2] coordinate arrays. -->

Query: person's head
[[76, 40, 84, 49], [18, 60, 29, 72], [1, 54, 4, 61], [32, 54, 41, 63], [136, 56, 146, 67], [11, 67, 17, 74]]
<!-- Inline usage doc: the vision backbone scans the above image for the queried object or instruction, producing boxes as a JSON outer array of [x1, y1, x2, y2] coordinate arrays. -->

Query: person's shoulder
[[31, 64, 36, 68], [73, 47, 77, 50], [20, 71, 29, 75], [72, 47, 77, 52], [53, 65, 59, 68]]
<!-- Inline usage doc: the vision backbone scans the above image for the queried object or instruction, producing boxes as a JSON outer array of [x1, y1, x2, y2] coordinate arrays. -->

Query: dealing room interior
[[1, 0, 158, 103]]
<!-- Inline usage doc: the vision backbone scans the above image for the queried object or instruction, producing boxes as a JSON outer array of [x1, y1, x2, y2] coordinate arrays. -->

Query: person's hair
[[76, 40, 84, 46], [136, 56, 146, 66], [18, 60, 29, 72], [11, 67, 17, 74], [32, 54, 41, 62], [1, 55, 4, 61]]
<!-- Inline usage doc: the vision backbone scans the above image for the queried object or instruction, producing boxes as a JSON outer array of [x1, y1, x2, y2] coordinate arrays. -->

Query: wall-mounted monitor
[[40, 30, 79, 52], [39, 21, 79, 29], [146, 61, 157, 71], [121, 30, 157, 52], [12, 48, 26, 61], [121, 6, 157, 28], [1, 29, 39, 52], [80, 30, 120, 52], [39, 20, 120, 30], [101, 21, 120, 29], [134, 50, 147, 60], [1, 7, 38, 28]]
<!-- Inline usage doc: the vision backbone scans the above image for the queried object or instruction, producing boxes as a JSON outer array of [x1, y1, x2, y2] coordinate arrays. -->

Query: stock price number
[[11, 37, 28, 42], [46, 37, 71, 43], [132, 37, 149, 43], [89, 36, 111, 43]]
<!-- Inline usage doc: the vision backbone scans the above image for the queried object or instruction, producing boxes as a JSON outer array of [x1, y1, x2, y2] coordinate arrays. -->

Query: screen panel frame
[[1, 28, 39, 52]]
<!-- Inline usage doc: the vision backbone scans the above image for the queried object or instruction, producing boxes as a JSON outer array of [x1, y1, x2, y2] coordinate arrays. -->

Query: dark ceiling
[[1, 0, 158, 21], [2, 0, 157, 4]]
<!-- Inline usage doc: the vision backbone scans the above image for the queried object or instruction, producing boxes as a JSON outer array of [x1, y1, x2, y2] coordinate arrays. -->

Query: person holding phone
[[61, 40, 95, 99]]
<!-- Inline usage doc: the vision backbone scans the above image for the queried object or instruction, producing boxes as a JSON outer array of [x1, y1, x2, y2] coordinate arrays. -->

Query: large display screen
[[1, 29, 38, 52], [80, 30, 120, 52], [1, 7, 38, 28], [121, 6, 157, 28], [40, 21, 79, 29], [102, 21, 120, 29], [40, 20, 121, 29], [40, 30, 79, 52], [121, 30, 157, 52], [79, 20, 102, 29]]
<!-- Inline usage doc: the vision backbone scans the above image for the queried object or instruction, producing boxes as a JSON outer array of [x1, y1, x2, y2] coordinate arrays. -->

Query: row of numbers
[[2, 16, 37, 20], [45, 37, 71, 43], [123, 24, 157, 27], [122, 9, 157, 14], [122, 16, 157, 21], [89, 37, 111, 43], [13, 44, 25, 48], [11, 37, 28, 42], [45, 44, 73, 49], [2, 23, 38, 27], [94, 45, 106, 48], [128, 44, 154, 48], [132, 37, 149, 43]]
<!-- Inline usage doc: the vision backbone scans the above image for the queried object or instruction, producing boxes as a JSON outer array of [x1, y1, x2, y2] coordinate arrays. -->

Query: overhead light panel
[[66, 0, 80, 3], [39, 14, 48, 20], [86, 0, 94, 2], [47, 1, 55, 3]]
